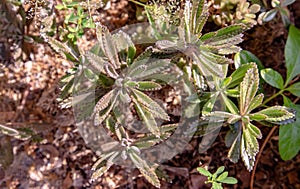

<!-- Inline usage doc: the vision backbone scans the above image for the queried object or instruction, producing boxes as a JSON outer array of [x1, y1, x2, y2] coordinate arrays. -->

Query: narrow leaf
[[197, 167, 212, 177], [135, 81, 162, 91], [131, 88, 169, 121], [240, 65, 259, 114], [128, 149, 161, 188]]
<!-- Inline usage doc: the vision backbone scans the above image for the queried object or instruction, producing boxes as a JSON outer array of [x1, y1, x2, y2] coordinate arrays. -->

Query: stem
[[250, 126, 277, 189], [262, 89, 284, 106], [128, 0, 149, 7]]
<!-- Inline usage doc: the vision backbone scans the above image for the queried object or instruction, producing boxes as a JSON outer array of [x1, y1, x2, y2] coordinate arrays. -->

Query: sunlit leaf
[[132, 97, 160, 137], [135, 81, 162, 91], [240, 65, 259, 114], [256, 106, 295, 124], [197, 167, 212, 177], [261, 68, 284, 89], [221, 177, 238, 184]]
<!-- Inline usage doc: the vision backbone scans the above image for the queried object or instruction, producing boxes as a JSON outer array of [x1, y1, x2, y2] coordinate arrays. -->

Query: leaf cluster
[[46, 0, 297, 187], [258, 0, 296, 27], [211, 0, 261, 26], [55, 0, 96, 43], [197, 166, 238, 189]]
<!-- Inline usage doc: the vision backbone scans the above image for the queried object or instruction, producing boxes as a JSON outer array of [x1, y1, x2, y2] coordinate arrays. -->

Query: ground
[[0, 0, 299, 188]]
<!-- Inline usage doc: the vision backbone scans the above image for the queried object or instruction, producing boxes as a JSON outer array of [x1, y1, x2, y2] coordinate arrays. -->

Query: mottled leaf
[[247, 93, 264, 113], [96, 25, 120, 68], [132, 97, 160, 137], [128, 149, 161, 188], [91, 151, 119, 180], [256, 106, 295, 124], [131, 88, 169, 120], [240, 65, 259, 114], [85, 51, 106, 73], [135, 81, 162, 91]]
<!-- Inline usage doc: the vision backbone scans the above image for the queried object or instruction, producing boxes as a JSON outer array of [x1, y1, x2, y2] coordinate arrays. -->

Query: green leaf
[[128, 149, 161, 188], [286, 82, 300, 97], [135, 81, 162, 91], [227, 122, 242, 163], [247, 93, 264, 113], [249, 113, 267, 121], [131, 88, 169, 121], [0, 124, 32, 140], [281, 0, 296, 7], [212, 182, 223, 189], [192, 0, 208, 35], [262, 9, 278, 22], [217, 171, 228, 182], [192, 52, 224, 78], [94, 90, 119, 126], [202, 93, 218, 115], [201, 24, 245, 43], [241, 132, 256, 171], [48, 37, 78, 61], [261, 68, 284, 89], [112, 30, 136, 64], [96, 25, 120, 68], [256, 106, 295, 124], [221, 177, 238, 184], [93, 90, 115, 117], [285, 25, 300, 84], [215, 166, 225, 176], [197, 167, 212, 177], [132, 97, 160, 137], [91, 151, 119, 180], [228, 62, 255, 89], [55, 4, 66, 10], [221, 93, 239, 115], [234, 50, 264, 70], [279, 96, 300, 160], [240, 65, 259, 114], [84, 51, 106, 73]]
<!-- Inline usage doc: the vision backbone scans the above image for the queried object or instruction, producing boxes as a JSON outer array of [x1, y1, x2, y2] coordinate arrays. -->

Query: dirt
[[0, 0, 299, 189]]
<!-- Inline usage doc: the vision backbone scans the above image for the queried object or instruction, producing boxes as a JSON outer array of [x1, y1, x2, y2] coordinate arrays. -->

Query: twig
[[293, 97, 299, 104], [250, 126, 277, 189]]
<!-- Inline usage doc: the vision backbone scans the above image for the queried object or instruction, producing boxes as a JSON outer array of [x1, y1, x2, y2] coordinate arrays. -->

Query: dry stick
[[250, 126, 277, 189]]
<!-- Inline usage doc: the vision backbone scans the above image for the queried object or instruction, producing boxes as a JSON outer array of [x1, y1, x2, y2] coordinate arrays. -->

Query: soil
[[0, 0, 299, 189]]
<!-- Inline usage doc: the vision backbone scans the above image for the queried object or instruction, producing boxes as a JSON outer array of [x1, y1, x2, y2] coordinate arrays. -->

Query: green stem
[[262, 89, 284, 106]]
